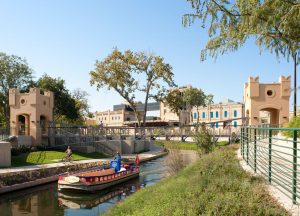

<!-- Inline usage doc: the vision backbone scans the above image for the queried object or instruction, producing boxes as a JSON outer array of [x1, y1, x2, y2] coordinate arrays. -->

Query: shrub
[[282, 116, 300, 138], [193, 127, 213, 154]]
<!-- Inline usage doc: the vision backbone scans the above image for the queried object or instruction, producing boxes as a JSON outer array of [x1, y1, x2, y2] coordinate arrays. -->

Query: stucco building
[[191, 99, 244, 128], [9, 88, 54, 146], [244, 76, 290, 126]]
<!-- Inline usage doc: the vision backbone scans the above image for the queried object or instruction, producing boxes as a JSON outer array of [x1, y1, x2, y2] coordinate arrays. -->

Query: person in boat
[[135, 154, 140, 166], [114, 152, 121, 161]]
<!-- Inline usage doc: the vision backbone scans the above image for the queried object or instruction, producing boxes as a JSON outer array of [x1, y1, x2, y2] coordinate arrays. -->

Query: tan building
[[244, 76, 290, 126], [191, 99, 244, 128], [9, 88, 54, 146], [95, 107, 137, 126]]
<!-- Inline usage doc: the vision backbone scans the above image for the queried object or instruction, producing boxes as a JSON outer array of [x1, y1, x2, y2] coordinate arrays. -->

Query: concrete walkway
[[0, 149, 167, 175]]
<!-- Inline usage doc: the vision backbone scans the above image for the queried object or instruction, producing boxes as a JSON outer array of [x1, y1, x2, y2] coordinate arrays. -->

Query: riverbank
[[104, 144, 289, 216], [0, 148, 167, 195]]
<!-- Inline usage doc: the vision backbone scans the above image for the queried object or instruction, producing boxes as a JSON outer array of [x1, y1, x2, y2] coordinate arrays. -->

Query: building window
[[216, 122, 219, 128], [210, 112, 213, 118], [118, 116, 120, 120], [112, 117, 113, 120], [105, 117, 106, 120], [216, 111, 219, 118], [194, 113, 197, 119], [234, 110, 237, 117], [210, 123, 214, 128], [234, 121, 238, 128], [202, 112, 205, 119], [224, 111, 228, 118]]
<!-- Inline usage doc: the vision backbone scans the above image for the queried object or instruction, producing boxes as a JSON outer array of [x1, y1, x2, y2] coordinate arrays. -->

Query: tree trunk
[[196, 106, 199, 125], [294, 51, 297, 117], [143, 85, 151, 127]]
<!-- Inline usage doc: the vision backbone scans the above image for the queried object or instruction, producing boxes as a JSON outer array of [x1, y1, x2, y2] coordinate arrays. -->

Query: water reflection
[[0, 150, 198, 216]]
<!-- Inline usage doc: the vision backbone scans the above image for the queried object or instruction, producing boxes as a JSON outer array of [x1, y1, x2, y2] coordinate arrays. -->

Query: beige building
[[95, 108, 137, 126], [244, 76, 290, 126], [9, 88, 54, 146], [191, 99, 244, 128]]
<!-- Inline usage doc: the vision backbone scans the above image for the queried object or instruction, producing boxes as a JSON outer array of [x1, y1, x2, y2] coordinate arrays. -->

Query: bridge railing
[[240, 125, 300, 204]]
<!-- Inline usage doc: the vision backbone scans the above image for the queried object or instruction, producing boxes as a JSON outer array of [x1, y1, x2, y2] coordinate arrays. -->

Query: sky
[[0, 0, 297, 113]]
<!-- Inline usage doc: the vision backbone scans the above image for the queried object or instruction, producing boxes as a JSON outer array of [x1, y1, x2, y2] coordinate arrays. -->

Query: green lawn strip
[[11, 151, 109, 167], [155, 140, 198, 150], [104, 145, 289, 216]]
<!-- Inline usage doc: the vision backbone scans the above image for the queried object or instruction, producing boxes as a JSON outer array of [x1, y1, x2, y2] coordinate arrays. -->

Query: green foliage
[[104, 145, 288, 216], [183, 0, 300, 61], [36, 74, 80, 122], [165, 89, 185, 116], [11, 150, 109, 167], [90, 48, 175, 127], [155, 140, 198, 150], [283, 116, 300, 137], [193, 126, 214, 154], [0, 52, 33, 127]]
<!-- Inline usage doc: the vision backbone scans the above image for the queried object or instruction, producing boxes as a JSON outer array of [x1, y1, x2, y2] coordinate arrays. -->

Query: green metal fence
[[240, 125, 300, 204], [0, 128, 9, 141]]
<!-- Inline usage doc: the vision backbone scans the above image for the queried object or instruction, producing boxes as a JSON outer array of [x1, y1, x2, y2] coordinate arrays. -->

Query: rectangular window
[[210, 112, 213, 118], [224, 111, 228, 118], [216, 122, 219, 128], [234, 110, 237, 117], [202, 112, 205, 119], [234, 121, 237, 128], [216, 111, 219, 118], [194, 113, 197, 119]]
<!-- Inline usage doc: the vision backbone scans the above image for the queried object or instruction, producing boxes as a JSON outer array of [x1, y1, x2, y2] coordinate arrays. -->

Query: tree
[[183, 0, 300, 115], [72, 88, 90, 119], [90, 48, 175, 127], [165, 89, 185, 125], [165, 88, 213, 125], [90, 48, 141, 126], [131, 52, 175, 126], [0, 52, 33, 128], [36, 74, 80, 123], [183, 88, 207, 124]]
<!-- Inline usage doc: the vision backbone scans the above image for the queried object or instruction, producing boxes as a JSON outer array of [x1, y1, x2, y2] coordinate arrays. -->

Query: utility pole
[[294, 52, 297, 117]]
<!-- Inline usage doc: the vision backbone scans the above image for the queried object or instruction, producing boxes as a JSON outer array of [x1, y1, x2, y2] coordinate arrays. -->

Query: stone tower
[[9, 88, 54, 146], [244, 76, 290, 126]]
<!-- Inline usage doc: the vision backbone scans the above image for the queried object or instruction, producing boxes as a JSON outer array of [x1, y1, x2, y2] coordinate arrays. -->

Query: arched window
[[234, 110, 237, 117]]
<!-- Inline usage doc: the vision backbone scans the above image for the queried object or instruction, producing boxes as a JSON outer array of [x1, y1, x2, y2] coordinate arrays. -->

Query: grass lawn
[[11, 151, 109, 167], [104, 144, 288, 216], [155, 140, 198, 150]]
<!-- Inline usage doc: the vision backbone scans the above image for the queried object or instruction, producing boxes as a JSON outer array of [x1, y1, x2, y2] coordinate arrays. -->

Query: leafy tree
[[0, 52, 33, 128], [131, 52, 175, 126], [72, 88, 90, 119], [193, 124, 213, 155], [165, 89, 185, 116], [183, 0, 299, 115], [36, 74, 80, 123], [90, 48, 141, 126], [90, 48, 175, 127], [183, 87, 207, 124]]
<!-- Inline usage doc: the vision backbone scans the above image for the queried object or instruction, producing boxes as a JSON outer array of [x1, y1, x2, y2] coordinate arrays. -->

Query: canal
[[0, 150, 198, 216]]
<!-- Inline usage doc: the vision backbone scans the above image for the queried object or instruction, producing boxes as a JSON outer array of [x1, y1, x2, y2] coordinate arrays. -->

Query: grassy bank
[[105, 145, 288, 216], [12, 151, 108, 167], [155, 140, 198, 150]]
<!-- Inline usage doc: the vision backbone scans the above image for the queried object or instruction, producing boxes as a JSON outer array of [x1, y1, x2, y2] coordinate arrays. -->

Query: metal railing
[[240, 125, 300, 204], [0, 128, 9, 141]]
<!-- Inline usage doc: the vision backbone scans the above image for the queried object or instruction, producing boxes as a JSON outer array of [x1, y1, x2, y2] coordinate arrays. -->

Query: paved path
[[0, 148, 167, 175], [239, 134, 300, 216]]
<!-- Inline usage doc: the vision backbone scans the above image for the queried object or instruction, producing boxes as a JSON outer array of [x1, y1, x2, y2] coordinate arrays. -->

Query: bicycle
[[61, 154, 73, 162]]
